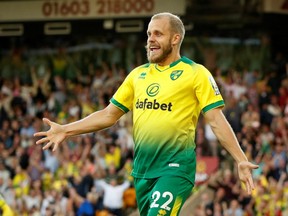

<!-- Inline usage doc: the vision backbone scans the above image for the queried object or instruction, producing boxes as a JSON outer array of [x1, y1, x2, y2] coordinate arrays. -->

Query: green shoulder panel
[[180, 56, 195, 66]]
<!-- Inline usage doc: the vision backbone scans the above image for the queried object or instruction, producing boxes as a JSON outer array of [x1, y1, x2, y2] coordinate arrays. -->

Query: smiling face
[[146, 17, 179, 65]]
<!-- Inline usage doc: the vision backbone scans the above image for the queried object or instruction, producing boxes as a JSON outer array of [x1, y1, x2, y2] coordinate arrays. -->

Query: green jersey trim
[[154, 57, 195, 72], [170, 58, 182, 67], [110, 98, 130, 113], [155, 64, 170, 72], [202, 100, 225, 113], [141, 63, 150, 68], [178, 56, 195, 66]]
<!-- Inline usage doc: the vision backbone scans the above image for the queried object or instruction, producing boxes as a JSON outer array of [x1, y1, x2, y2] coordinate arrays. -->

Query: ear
[[172, 34, 181, 46]]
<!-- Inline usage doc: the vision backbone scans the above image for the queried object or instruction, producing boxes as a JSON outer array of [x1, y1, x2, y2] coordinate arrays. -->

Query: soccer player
[[34, 12, 258, 216]]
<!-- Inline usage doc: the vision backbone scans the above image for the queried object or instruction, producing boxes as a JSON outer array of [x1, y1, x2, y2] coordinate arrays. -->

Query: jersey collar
[[154, 56, 185, 72]]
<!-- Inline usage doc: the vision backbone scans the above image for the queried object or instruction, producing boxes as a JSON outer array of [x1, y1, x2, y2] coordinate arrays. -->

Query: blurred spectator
[[241, 103, 260, 129], [50, 47, 70, 79], [43, 150, 59, 174], [0, 192, 16, 216], [0, 159, 10, 183], [77, 191, 100, 216], [12, 164, 31, 209], [243, 69, 259, 87], [223, 199, 244, 216], [267, 71, 282, 96], [195, 127, 213, 156], [278, 86, 288, 111], [260, 103, 274, 126], [97, 177, 130, 216], [23, 185, 42, 213], [224, 97, 242, 133], [267, 94, 282, 117], [204, 123, 218, 156], [208, 169, 238, 201], [205, 187, 226, 215], [122, 183, 137, 214], [105, 143, 121, 170], [28, 147, 44, 181]]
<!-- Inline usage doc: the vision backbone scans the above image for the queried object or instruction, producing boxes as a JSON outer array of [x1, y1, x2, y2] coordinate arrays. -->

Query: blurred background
[[0, 0, 287, 215]]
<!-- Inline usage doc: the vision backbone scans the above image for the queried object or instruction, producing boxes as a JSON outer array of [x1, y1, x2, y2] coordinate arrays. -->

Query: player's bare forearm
[[65, 103, 125, 137], [204, 108, 247, 163], [34, 103, 125, 151], [205, 108, 259, 194]]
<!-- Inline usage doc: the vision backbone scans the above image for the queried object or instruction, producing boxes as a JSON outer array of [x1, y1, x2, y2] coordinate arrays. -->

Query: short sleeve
[[110, 71, 135, 113], [193, 64, 225, 113]]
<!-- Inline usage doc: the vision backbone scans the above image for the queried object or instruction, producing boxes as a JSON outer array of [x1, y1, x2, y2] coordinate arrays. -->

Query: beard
[[146, 42, 173, 64]]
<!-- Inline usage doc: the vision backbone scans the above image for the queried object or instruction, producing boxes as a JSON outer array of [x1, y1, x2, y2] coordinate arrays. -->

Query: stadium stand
[[0, 0, 288, 215]]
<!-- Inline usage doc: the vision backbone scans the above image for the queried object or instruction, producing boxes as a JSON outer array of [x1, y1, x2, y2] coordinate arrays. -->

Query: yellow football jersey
[[0, 194, 15, 216], [111, 57, 224, 183]]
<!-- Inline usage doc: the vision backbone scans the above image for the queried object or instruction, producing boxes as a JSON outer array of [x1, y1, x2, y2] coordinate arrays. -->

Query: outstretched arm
[[34, 103, 125, 151], [204, 107, 258, 194]]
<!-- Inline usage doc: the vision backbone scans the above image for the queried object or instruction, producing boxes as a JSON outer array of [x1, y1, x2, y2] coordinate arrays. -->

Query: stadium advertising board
[[195, 156, 219, 185], [0, 0, 186, 22]]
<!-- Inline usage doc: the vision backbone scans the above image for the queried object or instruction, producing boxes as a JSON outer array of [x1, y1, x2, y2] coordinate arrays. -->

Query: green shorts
[[134, 176, 194, 216]]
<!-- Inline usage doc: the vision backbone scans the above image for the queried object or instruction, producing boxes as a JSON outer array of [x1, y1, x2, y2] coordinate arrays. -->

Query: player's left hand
[[237, 161, 259, 195]]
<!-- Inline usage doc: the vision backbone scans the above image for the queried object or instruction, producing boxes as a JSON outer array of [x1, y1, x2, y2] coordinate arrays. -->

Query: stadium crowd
[[0, 34, 287, 216]]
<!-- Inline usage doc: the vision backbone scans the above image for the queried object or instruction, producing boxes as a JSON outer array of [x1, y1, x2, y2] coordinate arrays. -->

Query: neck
[[157, 53, 181, 66]]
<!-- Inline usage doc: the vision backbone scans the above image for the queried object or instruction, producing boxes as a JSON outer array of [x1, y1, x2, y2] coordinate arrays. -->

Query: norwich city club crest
[[170, 70, 183, 80]]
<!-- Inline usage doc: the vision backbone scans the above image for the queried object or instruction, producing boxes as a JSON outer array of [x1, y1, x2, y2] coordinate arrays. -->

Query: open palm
[[34, 118, 66, 151], [238, 161, 259, 194]]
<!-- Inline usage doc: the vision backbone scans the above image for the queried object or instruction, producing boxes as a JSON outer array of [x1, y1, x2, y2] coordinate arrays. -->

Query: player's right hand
[[34, 118, 66, 151]]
